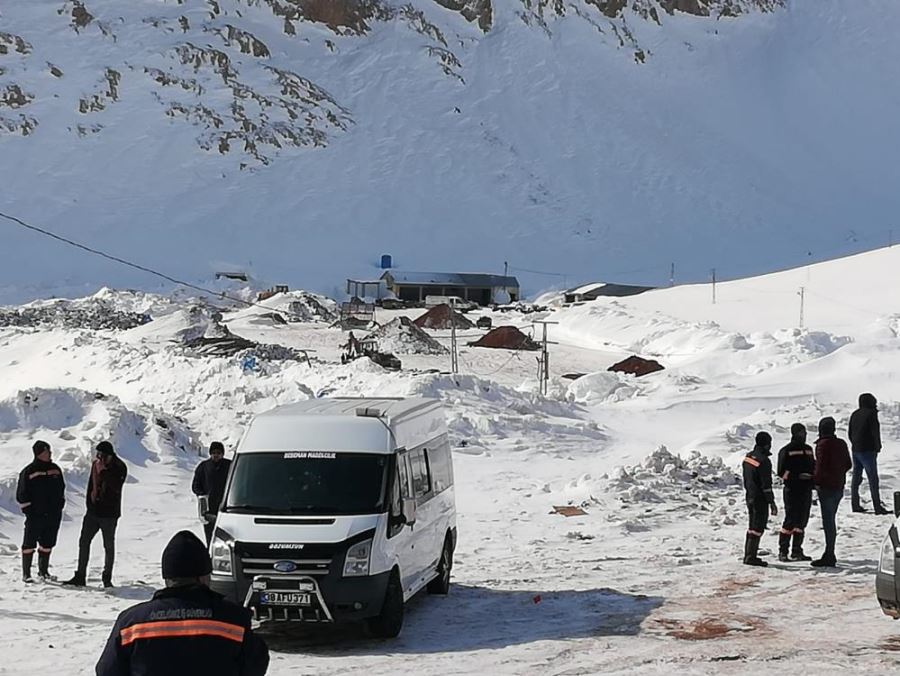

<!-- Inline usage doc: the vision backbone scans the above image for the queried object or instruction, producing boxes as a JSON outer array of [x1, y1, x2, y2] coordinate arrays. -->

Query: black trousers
[[76, 512, 118, 579], [747, 499, 769, 536], [22, 513, 62, 551], [782, 485, 813, 533]]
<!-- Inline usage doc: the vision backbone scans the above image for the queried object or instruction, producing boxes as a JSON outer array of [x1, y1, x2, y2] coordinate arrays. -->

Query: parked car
[[876, 493, 900, 619], [424, 295, 477, 311], [209, 397, 457, 638]]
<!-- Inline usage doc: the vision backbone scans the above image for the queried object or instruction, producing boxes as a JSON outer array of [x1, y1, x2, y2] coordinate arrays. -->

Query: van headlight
[[343, 538, 372, 577], [880, 531, 897, 576], [211, 535, 234, 577]]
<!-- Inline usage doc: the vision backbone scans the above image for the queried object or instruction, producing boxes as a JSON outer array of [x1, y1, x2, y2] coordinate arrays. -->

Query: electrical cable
[[0, 209, 276, 311]]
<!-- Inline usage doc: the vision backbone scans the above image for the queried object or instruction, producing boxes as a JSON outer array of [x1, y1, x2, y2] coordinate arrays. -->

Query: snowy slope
[[2, 0, 900, 303]]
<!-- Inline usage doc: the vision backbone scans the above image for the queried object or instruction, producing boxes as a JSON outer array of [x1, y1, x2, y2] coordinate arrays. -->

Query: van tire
[[427, 536, 452, 595], [367, 570, 403, 638]]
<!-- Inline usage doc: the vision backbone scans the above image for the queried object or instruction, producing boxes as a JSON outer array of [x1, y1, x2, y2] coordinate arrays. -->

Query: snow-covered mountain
[[2, 0, 899, 303]]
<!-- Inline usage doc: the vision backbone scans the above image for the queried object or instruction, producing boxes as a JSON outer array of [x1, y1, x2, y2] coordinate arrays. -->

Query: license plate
[[259, 591, 311, 606]]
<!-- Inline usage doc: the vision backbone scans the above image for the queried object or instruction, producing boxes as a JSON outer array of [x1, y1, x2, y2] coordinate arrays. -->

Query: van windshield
[[224, 452, 390, 516]]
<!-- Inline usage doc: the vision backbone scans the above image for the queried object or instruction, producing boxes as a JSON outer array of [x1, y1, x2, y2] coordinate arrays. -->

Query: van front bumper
[[211, 570, 390, 623]]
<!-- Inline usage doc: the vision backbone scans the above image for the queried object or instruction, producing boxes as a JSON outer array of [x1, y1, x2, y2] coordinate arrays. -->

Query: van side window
[[425, 436, 454, 494], [410, 450, 432, 498], [388, 462, 403, 538], [397, 452, 412, 499]]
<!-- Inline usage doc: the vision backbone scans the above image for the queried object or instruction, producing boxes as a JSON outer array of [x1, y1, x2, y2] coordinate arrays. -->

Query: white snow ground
[[2, 246, 900, 673]]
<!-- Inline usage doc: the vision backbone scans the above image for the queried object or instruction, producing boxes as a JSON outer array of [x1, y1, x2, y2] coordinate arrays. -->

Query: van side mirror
[[893, 491, 900, 518], [402, 498, 417, 526]]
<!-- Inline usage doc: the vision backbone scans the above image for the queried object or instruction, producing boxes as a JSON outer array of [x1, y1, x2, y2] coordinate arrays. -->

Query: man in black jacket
[[64, 440, 128, 588], [96, 530, 269, 676], [16, 440, 66, 583], [776, 423, 815, 561], [192, 441, 232, 545], [742, 432, 778, 567], [848, 392, 890, 514]]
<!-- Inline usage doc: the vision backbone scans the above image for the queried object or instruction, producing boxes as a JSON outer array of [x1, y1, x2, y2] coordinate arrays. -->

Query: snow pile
[[0, 387, 199, 512], [366, 317, 447, 355], [606, 446, 740, 505], [122, 305, 222, 346], [566, 371, 638, 404]]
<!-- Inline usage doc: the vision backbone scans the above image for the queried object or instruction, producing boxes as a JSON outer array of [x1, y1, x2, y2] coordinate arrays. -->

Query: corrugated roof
[[382, 271, 519, 287]]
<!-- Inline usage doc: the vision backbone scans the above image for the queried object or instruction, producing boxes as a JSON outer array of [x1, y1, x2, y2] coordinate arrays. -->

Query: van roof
[[253, 397, 441, 422]]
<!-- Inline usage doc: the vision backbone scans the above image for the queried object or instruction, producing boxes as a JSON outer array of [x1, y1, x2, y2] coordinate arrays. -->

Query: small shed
[[413, 304, 475, 330], [469, 326, 540, 351], [381, 271, 519, 306]]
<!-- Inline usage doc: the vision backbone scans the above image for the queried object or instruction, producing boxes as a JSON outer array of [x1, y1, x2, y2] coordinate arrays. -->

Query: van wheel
[[427, 537, 452, 595], [366, 570, 403, 638]]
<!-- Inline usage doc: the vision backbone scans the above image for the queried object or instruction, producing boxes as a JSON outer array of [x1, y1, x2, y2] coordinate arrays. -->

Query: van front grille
[[240, 557, 331, 577]]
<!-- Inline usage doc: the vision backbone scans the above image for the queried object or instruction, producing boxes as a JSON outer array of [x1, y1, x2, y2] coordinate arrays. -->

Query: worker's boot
[[743, 534, 768, 567], [790, 532, 812, 561], [22, 551, 34, 583], [778, 532, 791, 562]]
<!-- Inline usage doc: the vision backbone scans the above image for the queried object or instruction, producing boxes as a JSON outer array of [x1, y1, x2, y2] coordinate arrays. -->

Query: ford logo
[[274, 560, 297, 573]]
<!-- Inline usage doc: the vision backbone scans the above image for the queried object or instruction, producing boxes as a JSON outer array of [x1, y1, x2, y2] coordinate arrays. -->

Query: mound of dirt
[[469, 325, 540, 350], [413, 304, 474, 330]]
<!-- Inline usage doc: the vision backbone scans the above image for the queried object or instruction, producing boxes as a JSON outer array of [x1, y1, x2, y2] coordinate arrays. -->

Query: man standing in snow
[[812, 417, 852, 567], [192, 441, 232, 545], [16, 440, 66, 583], [742, 432, 778, 567], [848, 392, 890, 514], [64, 440, 127, 588], [95, 530, 269, 676], [776, 423, 815, 562]]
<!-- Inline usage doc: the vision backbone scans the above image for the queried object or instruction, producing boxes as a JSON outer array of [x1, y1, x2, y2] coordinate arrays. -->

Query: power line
[[0, 209, 271, 311]]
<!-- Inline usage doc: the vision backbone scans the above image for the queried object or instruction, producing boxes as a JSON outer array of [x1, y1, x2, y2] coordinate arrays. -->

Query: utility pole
[[798, 286, 805, 329], [711, 268, 717, 305], [670, 262, 675, 287], [450, 298, 459, 374], [504, 261, 509, 278], [532, 320, 558, 396]]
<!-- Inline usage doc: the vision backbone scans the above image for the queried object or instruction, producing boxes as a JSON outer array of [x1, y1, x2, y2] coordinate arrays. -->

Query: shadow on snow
[[260, 583, 663, 655]]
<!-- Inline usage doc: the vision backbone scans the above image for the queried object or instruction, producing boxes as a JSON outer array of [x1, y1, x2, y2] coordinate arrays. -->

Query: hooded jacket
[[848, 393, 882, 454]]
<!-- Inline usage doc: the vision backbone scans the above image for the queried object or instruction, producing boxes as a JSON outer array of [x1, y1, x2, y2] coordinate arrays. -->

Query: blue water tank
[[380, 254, 393, 269]]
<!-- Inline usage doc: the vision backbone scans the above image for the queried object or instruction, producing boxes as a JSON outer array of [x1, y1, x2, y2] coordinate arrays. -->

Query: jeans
[[817, 488, 843, 559], [76, 512, 118, 581], [851, 451, 882, 509]]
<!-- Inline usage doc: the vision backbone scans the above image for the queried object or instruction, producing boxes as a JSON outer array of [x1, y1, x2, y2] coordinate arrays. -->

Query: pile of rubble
[[0, 300, 151, 331]]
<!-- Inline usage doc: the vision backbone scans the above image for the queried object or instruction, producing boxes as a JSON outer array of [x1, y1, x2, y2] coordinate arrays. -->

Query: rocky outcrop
[[434, 0, 494, 32]]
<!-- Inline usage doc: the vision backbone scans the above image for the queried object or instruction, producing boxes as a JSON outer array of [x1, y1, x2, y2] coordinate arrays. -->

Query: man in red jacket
[[812, 417, 852, 567]]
